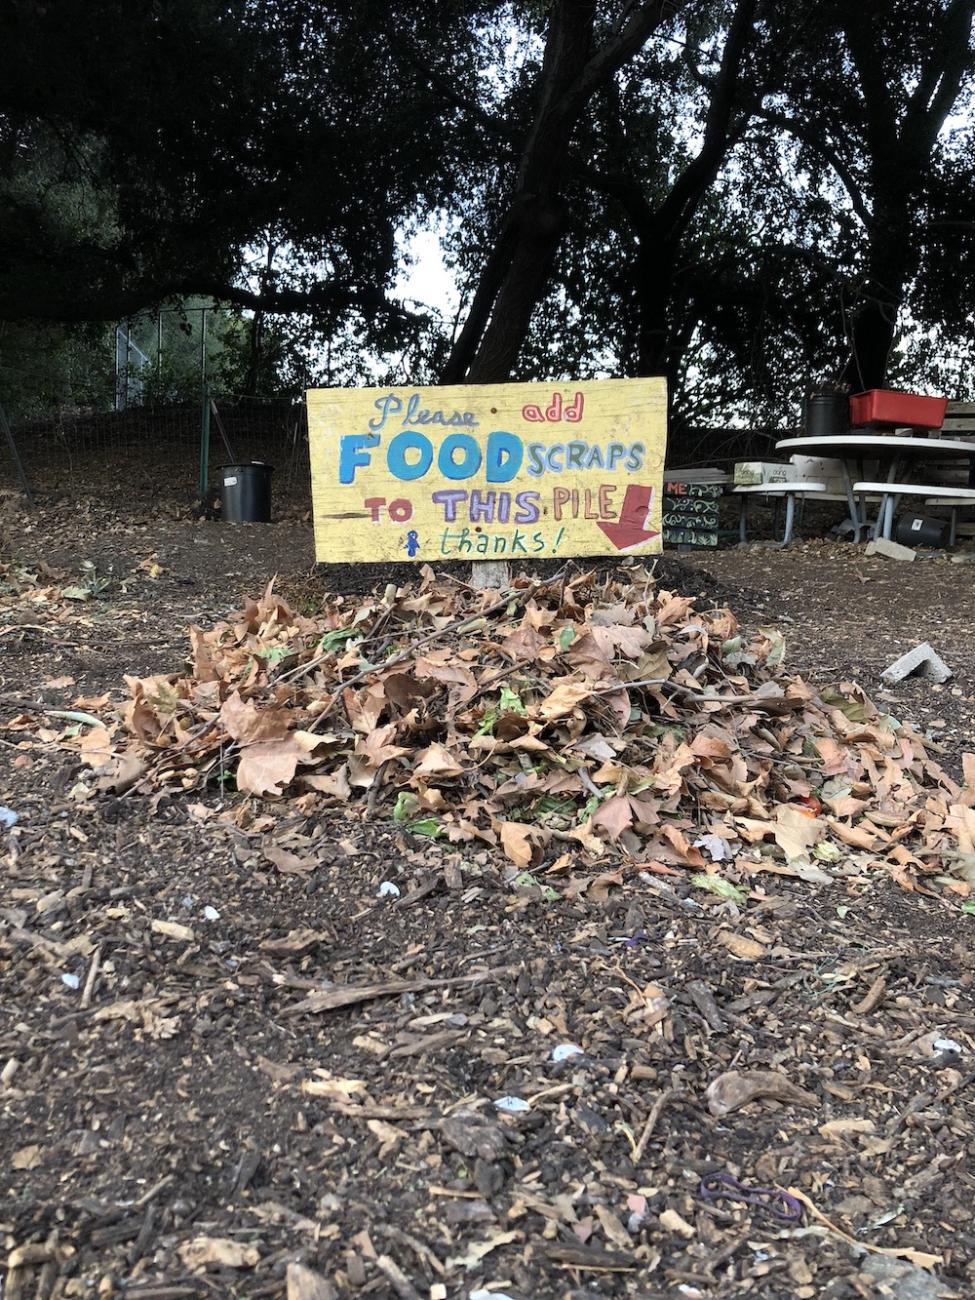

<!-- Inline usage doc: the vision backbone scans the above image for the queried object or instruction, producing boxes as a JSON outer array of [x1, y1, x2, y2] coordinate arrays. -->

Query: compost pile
[[90, 563, 973, 889]]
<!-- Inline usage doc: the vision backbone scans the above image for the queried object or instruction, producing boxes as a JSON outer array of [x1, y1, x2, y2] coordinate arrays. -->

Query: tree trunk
[[464, 193, 569, 382], [601, 0, 758, 382], [839, 0, 975, 389], [843, 210, 913, 390], [443, 0, 689, 385], [446, 0, 596, 383]]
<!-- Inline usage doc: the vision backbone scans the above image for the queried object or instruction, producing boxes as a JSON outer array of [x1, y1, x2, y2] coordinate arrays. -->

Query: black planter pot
[[804, 393, 850, 438]]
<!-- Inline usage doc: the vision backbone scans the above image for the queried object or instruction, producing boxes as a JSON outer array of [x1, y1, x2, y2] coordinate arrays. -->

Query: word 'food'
[[340, 430, 645, 485]]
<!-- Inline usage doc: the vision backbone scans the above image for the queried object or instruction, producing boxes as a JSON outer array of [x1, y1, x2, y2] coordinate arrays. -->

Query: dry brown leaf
[[500, 821, 534, 867], [773, 804, 824, 860], [705, 1069, 819, 1116], [11, 1144, 41, 1170], [220, 691, 290, 744], [592, 795, 634, 841], [716, 931, 767, 960], [150, 919, 195, 943], [414, 742, 464, 777], [538, 679, 592, 719], [79, 725, 114, 768], [95, 751, 147, 793], [178, 1237, 260, 1270], [237, 738, 302, 797], [264, 843, 316, 875], [302, 766, 351, 800], [287, 1262, 337, 1300], [588, 869, 624, 905]]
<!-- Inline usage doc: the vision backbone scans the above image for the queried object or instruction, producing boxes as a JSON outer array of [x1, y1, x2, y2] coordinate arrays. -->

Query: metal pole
[[200, 307, 207, 387], [157, 312, 162, 390], [114, 326, 120, 411], [0, 402, 35, 507], [199, 383, 211, 501], [124, 322, 130, 409]]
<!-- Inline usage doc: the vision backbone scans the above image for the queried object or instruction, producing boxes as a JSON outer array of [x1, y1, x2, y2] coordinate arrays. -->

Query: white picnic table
[[775, 434, 975, 541]]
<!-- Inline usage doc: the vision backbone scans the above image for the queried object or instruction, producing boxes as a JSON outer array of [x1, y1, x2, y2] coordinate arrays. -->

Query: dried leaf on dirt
[[77, 570, 967, 893], [705, 1068, 819, 1116], [178, 1236, 260, 1270]]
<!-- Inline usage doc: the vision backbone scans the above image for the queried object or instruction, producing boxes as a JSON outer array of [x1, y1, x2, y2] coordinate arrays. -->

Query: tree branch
[[0, 271, 420, 326], [903, 0, 975, 153], [565, 0, 688, 120], [752, 107, 872, 227], [653, 0, 759, 243]]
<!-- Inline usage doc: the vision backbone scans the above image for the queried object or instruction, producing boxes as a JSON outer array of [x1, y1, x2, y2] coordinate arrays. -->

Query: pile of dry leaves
[[81, 563, 974, 894]]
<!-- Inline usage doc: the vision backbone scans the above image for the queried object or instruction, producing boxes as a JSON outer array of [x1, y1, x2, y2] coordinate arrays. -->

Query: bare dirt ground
[[2, 496, 974, 1300]]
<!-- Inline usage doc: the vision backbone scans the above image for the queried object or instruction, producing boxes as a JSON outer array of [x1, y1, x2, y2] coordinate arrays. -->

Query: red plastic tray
[[849, 389, 947, 430]]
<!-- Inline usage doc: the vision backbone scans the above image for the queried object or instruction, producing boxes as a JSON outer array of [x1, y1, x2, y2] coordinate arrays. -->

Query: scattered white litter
[[694, 833, 733, 861], [0, 806, 19, 829], [376, 881, 401, 899], [61, 973, 80, 990], [202, 905, 220, 921], [493, 1095, 530, 1114], [934, 1037, 963, 1054], [551, 1043, 584, 1062]]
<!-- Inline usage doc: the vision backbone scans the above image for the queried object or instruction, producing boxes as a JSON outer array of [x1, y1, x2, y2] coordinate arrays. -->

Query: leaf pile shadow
[[96, 564, 974, 891]]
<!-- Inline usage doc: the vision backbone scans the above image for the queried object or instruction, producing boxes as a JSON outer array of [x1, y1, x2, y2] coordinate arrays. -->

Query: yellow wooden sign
[[306, 378, 666, 563]]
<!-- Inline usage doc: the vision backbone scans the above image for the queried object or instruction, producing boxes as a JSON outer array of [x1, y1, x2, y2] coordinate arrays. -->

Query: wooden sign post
[[306, 379, 666, 579]]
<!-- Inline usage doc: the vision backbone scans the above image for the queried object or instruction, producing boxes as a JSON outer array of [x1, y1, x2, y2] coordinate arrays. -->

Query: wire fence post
[[0, 402, 35, 507], [199, 384, 211, 502]]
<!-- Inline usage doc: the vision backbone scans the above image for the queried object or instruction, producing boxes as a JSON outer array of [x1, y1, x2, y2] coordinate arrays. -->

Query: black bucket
[[895, 514, 947, 548], [219, 462, 273, 523], [804, 393, 850, 438]]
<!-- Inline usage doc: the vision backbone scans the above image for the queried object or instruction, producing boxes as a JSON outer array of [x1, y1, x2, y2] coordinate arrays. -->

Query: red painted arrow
[[597, 484, 660, 550]]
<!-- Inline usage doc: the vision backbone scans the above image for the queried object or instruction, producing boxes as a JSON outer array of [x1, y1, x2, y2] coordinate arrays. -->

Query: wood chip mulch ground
[[1, 497, 974, 1300]]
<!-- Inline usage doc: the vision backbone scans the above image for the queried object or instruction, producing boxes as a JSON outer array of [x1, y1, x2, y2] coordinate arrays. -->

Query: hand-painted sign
[[306, 379, 666, 563]]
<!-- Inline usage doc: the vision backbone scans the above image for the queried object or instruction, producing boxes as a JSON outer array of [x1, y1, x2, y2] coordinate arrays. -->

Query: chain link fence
[[0, 395, 310, 511]]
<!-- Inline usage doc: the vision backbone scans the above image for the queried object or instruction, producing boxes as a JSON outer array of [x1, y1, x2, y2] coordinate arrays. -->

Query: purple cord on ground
[[698, 1173, 803, 1223]]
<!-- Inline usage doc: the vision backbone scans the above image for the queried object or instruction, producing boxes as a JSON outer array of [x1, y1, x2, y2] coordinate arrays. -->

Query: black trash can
[[219, 462, 273, 523], [804, 392, 851, 437]]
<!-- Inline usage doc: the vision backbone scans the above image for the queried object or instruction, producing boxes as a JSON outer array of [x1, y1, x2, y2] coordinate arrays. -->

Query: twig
[[0, 697, 105, 727], [592, 677, 785, 710], [365, 761, 390, 818], [632, 1088, 676, 1163], [0, 624, 72, 642], [305, 585, 533, 733], [127, 1173, 176, 1211], [80, 945, 101, 1010], [786, 1186, 941, 1269]]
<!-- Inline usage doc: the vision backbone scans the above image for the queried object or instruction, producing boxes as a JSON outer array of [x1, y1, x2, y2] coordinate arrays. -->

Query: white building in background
[[114, 325, 149, 410]]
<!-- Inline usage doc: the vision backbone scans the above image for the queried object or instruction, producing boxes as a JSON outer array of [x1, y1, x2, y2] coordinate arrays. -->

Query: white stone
[[865, 537, 916, 561], [881, 642, 953, 684]]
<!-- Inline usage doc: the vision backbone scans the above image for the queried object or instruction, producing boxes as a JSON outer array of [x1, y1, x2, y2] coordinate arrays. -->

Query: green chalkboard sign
[[662, 480, 721, 547]]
